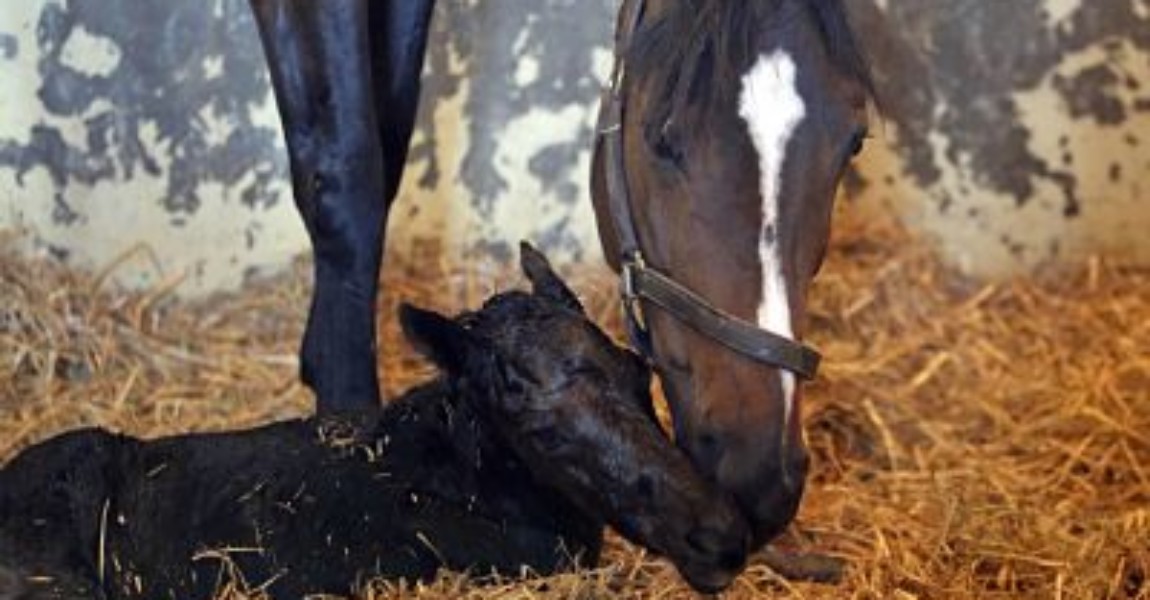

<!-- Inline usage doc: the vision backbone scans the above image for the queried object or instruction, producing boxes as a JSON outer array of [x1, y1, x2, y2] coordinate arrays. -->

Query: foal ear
[[399, 303, 483, 376], [519, 241, 584, 313]]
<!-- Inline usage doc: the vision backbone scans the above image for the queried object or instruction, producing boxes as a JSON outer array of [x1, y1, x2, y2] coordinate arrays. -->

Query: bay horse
[[590, 0, 874, 547]]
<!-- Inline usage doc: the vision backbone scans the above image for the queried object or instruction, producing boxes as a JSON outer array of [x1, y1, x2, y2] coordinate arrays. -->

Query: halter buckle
[[619, 252, 655, 362], [620, 251, 646, 302]]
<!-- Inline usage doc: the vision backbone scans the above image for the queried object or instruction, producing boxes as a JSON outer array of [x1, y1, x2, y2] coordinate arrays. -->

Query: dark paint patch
[[1053, 64, 1127, 125], [0, 33, 16, 59], [0, 0, 285, 223], [52, 191, 81, 226], [529, 142, 584, 206], [472, 239, 515, 264], [46, 244, 70, 262], [0, 124, 115, 190], [534, 215, 584, 262], [851, 0, 1150, 219]]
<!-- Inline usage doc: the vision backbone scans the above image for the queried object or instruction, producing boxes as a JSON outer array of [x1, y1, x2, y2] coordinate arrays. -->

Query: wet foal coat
[[0, 392, 596, 599], [0, 310, 599, 598]]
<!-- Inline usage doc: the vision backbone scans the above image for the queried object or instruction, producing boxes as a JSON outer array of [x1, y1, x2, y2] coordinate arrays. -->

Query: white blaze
[[737, 50, 806, 426]]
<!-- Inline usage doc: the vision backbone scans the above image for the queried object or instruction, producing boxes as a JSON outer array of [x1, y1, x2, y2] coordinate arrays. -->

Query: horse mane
[[628, 0, 876, 124]]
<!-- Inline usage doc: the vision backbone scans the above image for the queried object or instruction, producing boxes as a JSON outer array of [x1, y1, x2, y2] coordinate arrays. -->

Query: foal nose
[[685, 520, 750, 572], [675, 502, 752, 593]]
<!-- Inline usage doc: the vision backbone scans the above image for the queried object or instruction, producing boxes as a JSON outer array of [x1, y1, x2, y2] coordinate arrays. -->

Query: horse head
[[401, 242, 750, 592], [591, 0, 874, 546]]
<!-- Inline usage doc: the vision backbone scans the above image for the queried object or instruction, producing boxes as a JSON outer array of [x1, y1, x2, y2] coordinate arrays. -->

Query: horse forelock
[[628, 0, 875, 123]]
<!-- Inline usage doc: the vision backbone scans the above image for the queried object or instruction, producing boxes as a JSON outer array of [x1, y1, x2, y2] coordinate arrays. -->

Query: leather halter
[[595, 0, 821, 381]]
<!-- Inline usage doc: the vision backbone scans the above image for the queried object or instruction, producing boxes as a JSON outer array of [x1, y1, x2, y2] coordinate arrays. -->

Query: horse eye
[[646, 121, 686, 168], [653, 135, 683, 163], [499, 362, 538, 395]]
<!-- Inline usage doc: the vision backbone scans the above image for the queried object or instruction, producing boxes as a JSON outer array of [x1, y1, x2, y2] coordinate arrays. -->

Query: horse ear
[[399, 303, 483, 376], [519, 241, 584, 313]]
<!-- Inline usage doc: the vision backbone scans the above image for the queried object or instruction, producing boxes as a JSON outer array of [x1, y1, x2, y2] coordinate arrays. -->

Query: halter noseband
[[596, 0, 821, 381]]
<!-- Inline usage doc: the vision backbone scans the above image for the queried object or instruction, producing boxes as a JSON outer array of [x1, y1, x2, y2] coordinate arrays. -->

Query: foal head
[[402, 243, 751, 592], [592, 0, 873, 545]]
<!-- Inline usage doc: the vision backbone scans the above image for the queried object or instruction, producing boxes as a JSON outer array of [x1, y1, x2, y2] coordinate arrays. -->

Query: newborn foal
[[0, 247, 605, 600], [0, 244, 751, 599]]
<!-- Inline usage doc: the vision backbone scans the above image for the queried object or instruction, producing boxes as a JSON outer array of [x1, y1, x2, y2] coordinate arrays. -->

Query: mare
[[0, 244, 751, 597], [589, 0, 874, 547]]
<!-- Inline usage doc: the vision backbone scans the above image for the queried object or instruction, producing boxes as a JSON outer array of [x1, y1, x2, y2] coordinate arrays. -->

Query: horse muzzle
[[679, 419, 811, 548]]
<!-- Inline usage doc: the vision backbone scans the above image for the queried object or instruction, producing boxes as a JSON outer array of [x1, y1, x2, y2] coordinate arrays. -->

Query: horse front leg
[[368, 0, 437, 200], [249, 0, 387, 413]]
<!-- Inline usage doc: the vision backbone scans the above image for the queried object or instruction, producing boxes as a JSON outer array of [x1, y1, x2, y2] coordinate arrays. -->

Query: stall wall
[[849, 0, 1150, 276], [1, 0, 1147, 295], [0, 0, 300, 293]]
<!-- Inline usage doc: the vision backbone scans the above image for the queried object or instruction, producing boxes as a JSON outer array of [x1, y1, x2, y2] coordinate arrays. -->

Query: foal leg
[[249, 0, 387, 412]]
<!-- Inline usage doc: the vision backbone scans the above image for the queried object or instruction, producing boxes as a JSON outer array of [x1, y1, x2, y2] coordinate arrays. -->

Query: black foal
[[0, 246, 603, 600]]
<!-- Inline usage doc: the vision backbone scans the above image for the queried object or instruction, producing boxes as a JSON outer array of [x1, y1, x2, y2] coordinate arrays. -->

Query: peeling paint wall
[[849, 0, 1150, 276], [0, 0, 614, 296], [1, 0, 1147, 296], [385, 0, 614, 268], [0, 0, 301, 295]]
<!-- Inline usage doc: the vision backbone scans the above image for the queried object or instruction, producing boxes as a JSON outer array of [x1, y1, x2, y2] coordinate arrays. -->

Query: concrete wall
[[0, 0, 615, 296], [0, 0, 300, 294], [1, 0, 1147, 296], [384, 0, 614, 267], [849, 0, 1150, 276]]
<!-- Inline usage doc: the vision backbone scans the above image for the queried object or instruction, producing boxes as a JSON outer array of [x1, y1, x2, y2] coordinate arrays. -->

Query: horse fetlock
[[301, 274, 382, 412]]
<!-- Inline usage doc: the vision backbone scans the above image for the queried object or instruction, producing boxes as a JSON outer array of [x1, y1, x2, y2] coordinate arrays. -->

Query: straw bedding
[[1, 211, 1146, 599]]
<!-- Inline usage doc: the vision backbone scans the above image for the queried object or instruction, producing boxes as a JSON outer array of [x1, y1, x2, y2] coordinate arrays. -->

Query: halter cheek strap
[[596, 0, 822, 381]]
